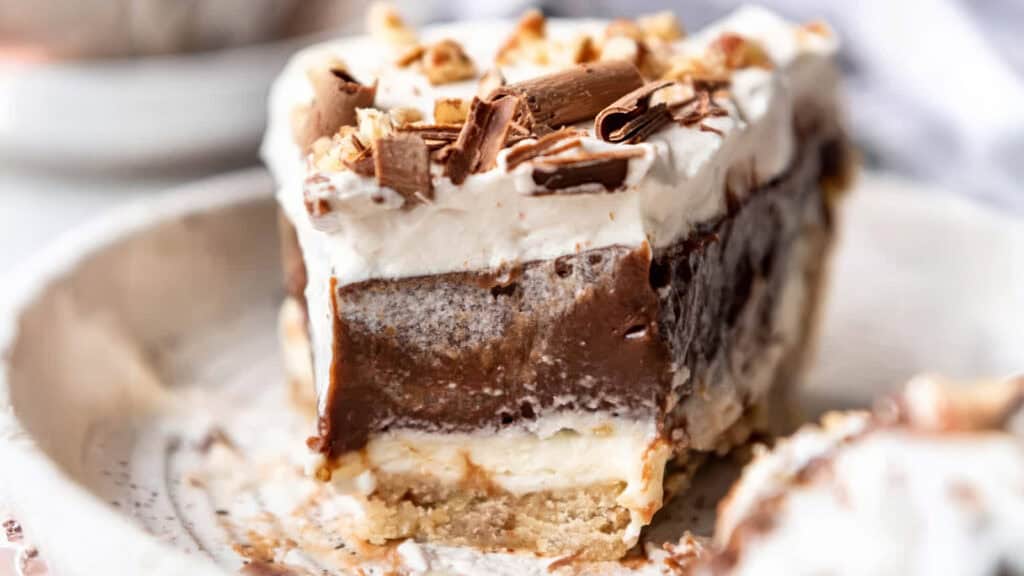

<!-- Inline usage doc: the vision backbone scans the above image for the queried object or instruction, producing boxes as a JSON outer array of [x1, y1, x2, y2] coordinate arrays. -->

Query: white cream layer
[[310, 414, 670, 546], [262, 7, 841, 419], [264, 7, 838, 285]]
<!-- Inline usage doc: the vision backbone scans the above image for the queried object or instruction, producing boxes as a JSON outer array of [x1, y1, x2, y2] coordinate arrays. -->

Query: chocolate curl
[[375, 133, 433, 204], [297, 66, 377, 151], [488, 61, 644, 133], [397, 124, 463, 144], [531, 149, 645, 195], [445, 95, 522, 185], [505, 128, 586, 170], [595, 80, 675, 143]]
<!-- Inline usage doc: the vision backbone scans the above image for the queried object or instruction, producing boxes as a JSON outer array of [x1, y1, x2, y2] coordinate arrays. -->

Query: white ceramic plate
[[0, 170, 1022, 575]]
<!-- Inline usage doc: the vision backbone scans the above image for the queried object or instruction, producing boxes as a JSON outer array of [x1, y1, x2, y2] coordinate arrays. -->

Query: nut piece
[[496, 9, 548, 65], [663, 55, 726, 83], [604, 18, 644, 41], [367, 2, 417, 46], [434, 98, 471, 125], [663, 33, 772, 83], [312, 126, 367, 172], [649, 82, 694, 108], [549, 34, 601, 69], [708, 33, 773, 71], [600, 36, 640, 64], [389, 107, 424, 127], [801, 20, 833, 37], [357, 108, 395, 143], [422, 39, 477, 85], [637, 11, 685, 43], [599, 34, 667, 80], [395, 44, 426, 67]]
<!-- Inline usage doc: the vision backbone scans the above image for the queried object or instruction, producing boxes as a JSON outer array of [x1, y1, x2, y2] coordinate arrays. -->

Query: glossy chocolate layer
[[298, 131, 846, 458]]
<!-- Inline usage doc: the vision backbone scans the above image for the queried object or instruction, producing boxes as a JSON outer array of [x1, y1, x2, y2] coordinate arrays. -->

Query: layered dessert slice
[[703, 375, 1024, 575], [263, 4, 853, 559]]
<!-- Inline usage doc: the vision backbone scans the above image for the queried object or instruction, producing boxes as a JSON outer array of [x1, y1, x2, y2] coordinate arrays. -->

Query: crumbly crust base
[[354, 476, 634, 560]]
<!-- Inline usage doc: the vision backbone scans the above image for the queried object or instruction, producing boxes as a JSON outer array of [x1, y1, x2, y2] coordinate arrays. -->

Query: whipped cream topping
[[263, 6, 839, 286]]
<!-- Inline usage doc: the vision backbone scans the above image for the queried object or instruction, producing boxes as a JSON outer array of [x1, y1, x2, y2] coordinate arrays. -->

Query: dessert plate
[[0, 169, 1021, 575]]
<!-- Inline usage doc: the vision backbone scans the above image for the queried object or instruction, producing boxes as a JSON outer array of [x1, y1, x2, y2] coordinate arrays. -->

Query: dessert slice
[[704, 375, 1024, 575], [263, 4, 853, 559]]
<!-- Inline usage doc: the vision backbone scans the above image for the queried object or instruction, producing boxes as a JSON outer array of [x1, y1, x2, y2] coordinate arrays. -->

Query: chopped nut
[[550, 34, 600, 68], [389, 107, 424, 126], [604, 18, 644, 41], [433, 98, 471, 124], [637, 11, 685, 43], [367, 2, 417, 46], [395, 44, 426, 67], [516, 8, 546, 39], [357, 108, 395, 143], [708, 33, 773, 71], [496, 9, 548, 65], [801, 20, 833, 37], [477, 68, 506, 99], [638, 43, 671, 79], [649, 82, 695, 107], [796, 20, 835, 48], [662, 34, 771, 84], [663, 54, 727, 83], [600, 35, 640, 64], [422, 39, 477, 85], [312, 127, 369, 172], [599, 35, 667, 80]]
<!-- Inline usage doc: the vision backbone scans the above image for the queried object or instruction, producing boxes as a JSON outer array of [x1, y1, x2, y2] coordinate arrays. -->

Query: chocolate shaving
[[375, 133, 433, 204], [297, 66, 377, 151], [488, 61, 644, 134], [595, 80, 675, 143], [344, 151, 376, 177], [543, 138, 583, 157], [670, 85, 731, 139], [446, 95, 522, 184], [530, 149, 644, 195], [396, 123, 463, 143], [505, 128, 587, 170]]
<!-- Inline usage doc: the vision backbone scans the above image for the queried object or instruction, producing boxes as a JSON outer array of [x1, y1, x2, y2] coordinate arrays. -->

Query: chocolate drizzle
[[445, 95, 523, 185], [489, 61, 644, 134], [297, 66, 377, 151], [595, 80, 676, 143], [375, 133, 433, 203]]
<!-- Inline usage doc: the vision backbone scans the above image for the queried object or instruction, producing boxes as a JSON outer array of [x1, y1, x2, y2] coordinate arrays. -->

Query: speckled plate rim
[[0, 168, 273, 576], [0, 169, 1021, 576]]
